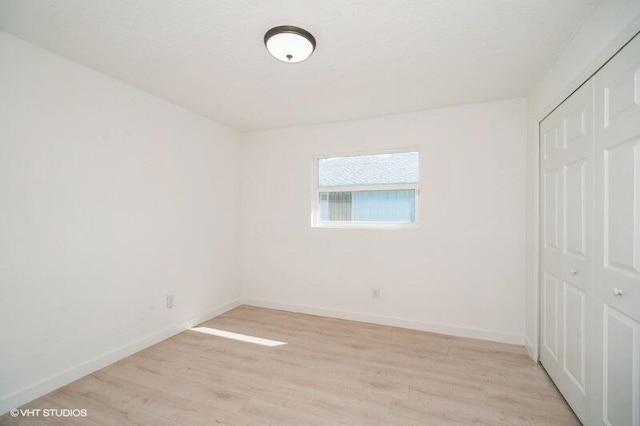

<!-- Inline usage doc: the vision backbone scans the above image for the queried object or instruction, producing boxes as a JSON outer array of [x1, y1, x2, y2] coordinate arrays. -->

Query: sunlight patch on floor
[[189, 326, 287, 347]]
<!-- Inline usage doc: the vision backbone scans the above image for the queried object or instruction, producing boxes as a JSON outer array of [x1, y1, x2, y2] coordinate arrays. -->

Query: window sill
[[311, 222, 419, 230]]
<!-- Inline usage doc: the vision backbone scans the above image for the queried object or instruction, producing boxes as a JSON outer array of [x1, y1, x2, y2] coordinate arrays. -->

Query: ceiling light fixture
[[264, 25, 316, 63]]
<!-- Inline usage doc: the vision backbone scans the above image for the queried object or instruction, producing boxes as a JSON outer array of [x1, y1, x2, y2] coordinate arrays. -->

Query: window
[[312, 148, 419, 228]]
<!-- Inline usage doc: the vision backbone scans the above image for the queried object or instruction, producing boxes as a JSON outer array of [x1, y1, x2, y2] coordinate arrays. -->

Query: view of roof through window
[[318, 151, 419, 187]]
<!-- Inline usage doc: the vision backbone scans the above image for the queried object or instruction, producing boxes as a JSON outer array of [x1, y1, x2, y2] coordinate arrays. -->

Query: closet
[[540, 33, 640, 425]]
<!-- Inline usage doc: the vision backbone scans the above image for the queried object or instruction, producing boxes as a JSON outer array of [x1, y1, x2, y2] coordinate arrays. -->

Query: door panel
[[565, 107, 587, 148], [544, 125, 560, 159], [564, 159, 587, 258], [544, 169, 560, 250], [602, 305, 639, 426], [605, 140, 640, 275], [540, 79, 593, 423], [604, 67, 640, 130], [564, 282, 586, 392], [593, 33, 640, 426], [544, 271, 560, 360]]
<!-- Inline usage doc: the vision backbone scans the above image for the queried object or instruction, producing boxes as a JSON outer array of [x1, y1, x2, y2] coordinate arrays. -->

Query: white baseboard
[[243, 298, 524, 346], [524, 335, 538, 362], [0, 298, 242, 416]]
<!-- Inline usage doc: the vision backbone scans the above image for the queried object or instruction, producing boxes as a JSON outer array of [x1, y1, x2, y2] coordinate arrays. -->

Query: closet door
[[592, 34, 640, 426], [540, 80, 593, 423]]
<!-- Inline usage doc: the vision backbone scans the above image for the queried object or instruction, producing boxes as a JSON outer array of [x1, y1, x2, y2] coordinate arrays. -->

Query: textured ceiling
[[0, 0, 599, 131]]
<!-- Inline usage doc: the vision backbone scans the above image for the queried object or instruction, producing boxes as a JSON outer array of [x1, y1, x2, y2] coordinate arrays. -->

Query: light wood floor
[[2, 306, 579, 425]]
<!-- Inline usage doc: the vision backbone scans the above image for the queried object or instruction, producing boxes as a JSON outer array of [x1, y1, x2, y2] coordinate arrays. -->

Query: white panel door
[[592, 34, 640, 426], [540, 80, 593, 423]]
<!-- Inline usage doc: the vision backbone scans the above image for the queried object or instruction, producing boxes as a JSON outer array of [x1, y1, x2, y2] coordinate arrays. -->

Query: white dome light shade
[[264, 26, 316, 63]]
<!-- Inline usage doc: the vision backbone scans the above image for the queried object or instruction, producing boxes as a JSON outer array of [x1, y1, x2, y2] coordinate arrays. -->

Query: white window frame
[[311, 146, 420, 229]]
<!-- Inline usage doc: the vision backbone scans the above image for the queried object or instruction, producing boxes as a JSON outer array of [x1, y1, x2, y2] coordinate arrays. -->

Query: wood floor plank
[[1, 306, 579, 425]]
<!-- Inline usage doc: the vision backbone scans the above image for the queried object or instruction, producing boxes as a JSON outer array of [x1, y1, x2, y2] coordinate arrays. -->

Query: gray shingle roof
[[319, 151, 418, 187]]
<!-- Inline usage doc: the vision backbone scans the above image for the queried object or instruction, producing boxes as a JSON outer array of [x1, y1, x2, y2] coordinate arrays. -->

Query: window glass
[[314, 150, 419, 226]]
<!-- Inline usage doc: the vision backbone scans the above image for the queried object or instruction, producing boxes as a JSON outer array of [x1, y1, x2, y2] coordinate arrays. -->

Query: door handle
[[613, 288, 623, 297], [570, 268, 578, 275]]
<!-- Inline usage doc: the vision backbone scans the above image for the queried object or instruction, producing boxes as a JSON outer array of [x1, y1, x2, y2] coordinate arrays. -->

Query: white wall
[[524, 0, 640, 360], [0, 32, 241, 413], [241, 98, 527, 344]]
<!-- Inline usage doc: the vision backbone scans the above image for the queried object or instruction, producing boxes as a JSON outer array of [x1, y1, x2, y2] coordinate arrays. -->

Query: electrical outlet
[[166, 294, 174, 309], [371, 288, 380, 299]]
